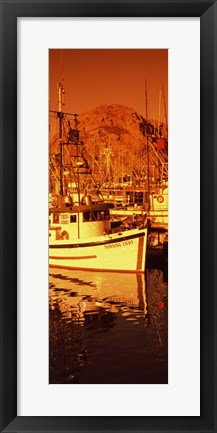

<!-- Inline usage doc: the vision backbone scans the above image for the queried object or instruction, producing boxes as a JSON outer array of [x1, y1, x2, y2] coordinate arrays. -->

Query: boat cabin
[[49, 195, 113, 240]]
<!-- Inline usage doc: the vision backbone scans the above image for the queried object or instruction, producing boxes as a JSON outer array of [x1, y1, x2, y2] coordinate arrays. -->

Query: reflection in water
[[49, 267, 167, 384]]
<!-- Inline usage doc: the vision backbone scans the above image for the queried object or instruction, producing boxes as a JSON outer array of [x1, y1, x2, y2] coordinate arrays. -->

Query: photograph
[[49, 49, 168, 384], [1, 0, 216, 428]]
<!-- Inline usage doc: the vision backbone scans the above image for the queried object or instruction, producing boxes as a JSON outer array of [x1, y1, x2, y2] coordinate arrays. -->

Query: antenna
[[58, 82, 65, 113], [59, 49, 64, 86]]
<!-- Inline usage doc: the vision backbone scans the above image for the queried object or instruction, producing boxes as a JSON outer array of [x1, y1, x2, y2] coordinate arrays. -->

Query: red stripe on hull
[[49, 255, 96, 260], [49, 264, 144, 274], [136, 236, 144, 271]]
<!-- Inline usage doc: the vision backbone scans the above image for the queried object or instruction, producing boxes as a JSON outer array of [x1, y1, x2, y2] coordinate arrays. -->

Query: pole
[[162, 84, 168, 133], [158, 90, 162, 136], [145, 79, 150, 212], [58, 83, 64, 195]]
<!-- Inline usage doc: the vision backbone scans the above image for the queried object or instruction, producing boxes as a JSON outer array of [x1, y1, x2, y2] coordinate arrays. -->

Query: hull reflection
[[49, 268, 167, 384], [49, 269, 147, 324]]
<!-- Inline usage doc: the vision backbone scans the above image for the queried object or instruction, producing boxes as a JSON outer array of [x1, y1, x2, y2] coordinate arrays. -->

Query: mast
[[145, 79, 150, 212], [50, 84, 87, 207], [162, 84, 168, 134], [157, 89, 162, 136], [57, 82, 64, 195], [74, 113, 81, 206]]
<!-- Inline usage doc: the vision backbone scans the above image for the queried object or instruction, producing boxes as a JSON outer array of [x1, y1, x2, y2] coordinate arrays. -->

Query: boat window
[[105, 210, 110, 220], [53, 213, 59, 224], [92, 211, 101, 221], [135, 192, 143, 205], [83, 211, 109, 222], [83, 211, 91, 222], [93, 211, 98, 220], [70, 215, 77, 223], [100, 211, 109, 220]]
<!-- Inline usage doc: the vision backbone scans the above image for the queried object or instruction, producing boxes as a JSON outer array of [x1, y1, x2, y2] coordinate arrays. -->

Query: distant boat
[[107, 185, 168, 229], [149, 185, 168, 229], [49, 83, 147, 273]]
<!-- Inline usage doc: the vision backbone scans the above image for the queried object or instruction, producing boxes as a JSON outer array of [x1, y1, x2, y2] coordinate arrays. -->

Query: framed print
[[0, 0, 216, 432]]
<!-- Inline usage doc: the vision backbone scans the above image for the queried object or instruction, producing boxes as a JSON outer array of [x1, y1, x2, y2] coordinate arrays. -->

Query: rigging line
[[162, 84, 168, 132], [49, 157, 60, 182]]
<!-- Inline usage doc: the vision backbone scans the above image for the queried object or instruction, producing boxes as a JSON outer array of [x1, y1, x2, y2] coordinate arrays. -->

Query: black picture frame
[[0, 0, 216, 432]]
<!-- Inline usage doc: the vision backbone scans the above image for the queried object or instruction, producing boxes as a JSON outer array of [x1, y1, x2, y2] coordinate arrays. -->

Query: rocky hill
[[50, 104, 168, 189]]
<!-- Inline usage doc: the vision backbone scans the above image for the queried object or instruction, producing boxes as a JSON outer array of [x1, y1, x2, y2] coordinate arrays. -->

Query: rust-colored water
[[49, 265, 168, 384]]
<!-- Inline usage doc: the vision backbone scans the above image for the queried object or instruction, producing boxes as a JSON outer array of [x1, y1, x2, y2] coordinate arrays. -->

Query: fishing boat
[[149, 185, 168, 228], [49, 83, 147, 273]]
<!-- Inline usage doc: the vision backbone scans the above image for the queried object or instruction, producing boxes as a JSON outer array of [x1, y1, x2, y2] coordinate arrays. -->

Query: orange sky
[[49, 49, 168, 122]]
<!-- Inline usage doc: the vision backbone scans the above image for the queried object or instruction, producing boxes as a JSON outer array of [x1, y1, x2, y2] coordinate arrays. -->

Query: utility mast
[[145, 79, 150, 212], [162, 84, 168, 135], [57, 82, 65, 195]]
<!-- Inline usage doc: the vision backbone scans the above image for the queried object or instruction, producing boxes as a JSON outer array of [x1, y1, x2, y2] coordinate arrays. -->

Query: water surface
[[49, 265, 168, 384]]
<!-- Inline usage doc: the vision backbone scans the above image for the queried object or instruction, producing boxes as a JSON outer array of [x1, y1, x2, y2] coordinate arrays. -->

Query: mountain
[[50, 104, 168, 189]]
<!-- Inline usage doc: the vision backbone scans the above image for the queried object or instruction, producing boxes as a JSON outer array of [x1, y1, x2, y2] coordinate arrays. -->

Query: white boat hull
[[149, 209, 168, 227], [49, 228, 147, 273]]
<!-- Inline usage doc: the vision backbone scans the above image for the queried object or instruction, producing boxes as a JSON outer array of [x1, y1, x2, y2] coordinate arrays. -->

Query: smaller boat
[[149, 186, 168, 228]]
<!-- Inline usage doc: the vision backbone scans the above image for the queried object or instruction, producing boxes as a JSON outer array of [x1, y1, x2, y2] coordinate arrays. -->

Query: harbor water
[[49, 262, 168, 384]]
